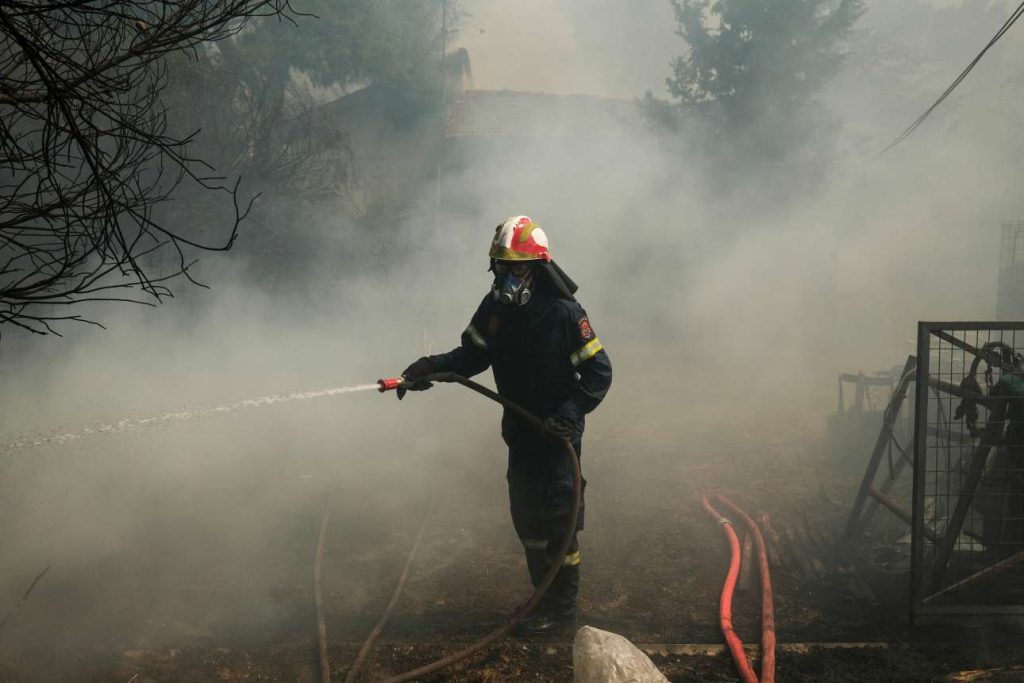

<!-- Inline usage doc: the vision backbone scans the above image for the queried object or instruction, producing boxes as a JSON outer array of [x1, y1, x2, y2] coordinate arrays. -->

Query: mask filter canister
[[492, 263, 533, 306]]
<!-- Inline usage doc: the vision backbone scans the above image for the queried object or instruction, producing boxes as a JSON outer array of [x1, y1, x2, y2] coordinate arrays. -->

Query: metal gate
[[912, 322, 1024, 617]]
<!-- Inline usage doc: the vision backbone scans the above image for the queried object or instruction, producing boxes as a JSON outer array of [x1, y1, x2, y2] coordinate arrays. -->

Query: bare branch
[[0, 0, 294, 335]]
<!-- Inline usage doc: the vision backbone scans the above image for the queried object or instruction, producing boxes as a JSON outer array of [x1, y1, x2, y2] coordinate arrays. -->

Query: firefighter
[[397, 215, 612, 635]]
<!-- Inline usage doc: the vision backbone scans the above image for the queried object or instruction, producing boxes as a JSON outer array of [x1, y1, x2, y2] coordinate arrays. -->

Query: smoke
[[3, 0, 1024, 673], [456, 0, 678, 98]]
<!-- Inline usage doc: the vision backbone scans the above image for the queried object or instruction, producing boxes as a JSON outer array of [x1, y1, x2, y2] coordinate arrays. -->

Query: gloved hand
[[397, 356, 435, 400], [542, 414, 575, 439]]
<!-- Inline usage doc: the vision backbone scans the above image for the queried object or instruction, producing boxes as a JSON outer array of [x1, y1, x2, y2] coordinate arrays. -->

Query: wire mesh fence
[[912, 322, 1024, 617]]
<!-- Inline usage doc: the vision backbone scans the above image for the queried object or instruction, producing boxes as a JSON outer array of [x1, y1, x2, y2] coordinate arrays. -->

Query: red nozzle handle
[[378, 377, 404, 393]]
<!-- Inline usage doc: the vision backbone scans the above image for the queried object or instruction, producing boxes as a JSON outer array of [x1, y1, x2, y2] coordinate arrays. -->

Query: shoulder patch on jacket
[[578, 317, 594, 341]]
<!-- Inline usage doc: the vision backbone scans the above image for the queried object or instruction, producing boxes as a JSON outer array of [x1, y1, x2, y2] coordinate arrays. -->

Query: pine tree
[[659, 0, 865, 166]]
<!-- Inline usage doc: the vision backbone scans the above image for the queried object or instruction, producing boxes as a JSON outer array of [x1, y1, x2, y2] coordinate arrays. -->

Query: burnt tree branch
[[0, 0, 293, 336]]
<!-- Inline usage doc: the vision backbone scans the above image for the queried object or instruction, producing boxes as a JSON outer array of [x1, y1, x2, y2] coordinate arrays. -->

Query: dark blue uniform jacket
[[429, 289, 612, 473]]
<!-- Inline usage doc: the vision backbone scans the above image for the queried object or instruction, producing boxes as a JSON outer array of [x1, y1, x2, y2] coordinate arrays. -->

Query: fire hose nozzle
[[377, 377, 405, 393]]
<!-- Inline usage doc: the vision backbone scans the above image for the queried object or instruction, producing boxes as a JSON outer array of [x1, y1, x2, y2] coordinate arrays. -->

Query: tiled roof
[[445, 89, 642, 138]]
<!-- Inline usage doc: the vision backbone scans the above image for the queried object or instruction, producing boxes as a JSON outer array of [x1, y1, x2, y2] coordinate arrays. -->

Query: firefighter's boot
[[515, 562, 578, 637]]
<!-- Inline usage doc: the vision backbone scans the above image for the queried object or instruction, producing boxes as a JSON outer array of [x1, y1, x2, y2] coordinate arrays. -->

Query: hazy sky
[[454, 0, 1013, 99], [455, 0, 678, 98]]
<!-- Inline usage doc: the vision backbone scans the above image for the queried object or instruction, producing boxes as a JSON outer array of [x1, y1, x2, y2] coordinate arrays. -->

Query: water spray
[[3, 382, 380, 454]]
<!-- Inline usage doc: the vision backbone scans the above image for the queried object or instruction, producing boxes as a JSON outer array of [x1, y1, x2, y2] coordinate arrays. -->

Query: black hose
[[314, 496, 332, 681], [378, 372, 582, 683], [345, 486, 437, 683]]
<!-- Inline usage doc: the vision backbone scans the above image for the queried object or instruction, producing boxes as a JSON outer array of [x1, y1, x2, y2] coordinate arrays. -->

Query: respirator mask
[[491, 260, 534, 306]]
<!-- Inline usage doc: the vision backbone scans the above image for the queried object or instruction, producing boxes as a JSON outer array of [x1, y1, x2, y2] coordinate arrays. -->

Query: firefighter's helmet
[[489, 216, 552, 262]]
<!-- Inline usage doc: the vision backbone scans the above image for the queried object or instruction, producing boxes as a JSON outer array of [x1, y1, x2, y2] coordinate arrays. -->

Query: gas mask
[[491, 260, 534, 306]]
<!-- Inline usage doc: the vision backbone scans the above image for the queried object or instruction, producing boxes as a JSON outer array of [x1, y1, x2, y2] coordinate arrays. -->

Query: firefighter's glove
[[543, 414, 575, 440], [397, 356, 435, 400]]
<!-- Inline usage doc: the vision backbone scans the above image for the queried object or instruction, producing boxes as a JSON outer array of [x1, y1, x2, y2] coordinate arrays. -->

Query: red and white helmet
[[489, 216, 552, 262]]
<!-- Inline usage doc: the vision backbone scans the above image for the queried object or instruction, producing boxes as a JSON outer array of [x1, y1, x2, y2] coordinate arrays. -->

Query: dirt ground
[[2, 374, 1023, 682]]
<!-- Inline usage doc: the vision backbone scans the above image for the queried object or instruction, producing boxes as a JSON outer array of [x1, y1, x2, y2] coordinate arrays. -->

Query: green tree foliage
[[654, 0, 865, 167]]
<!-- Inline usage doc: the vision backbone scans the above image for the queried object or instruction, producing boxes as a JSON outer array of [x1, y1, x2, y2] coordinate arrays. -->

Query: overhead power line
[[880, 0, 1024, 156]]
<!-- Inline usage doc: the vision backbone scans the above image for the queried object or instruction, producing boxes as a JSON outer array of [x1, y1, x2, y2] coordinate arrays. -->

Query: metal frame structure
[[911, 322, 1024, 618], [827, 366, 905, 468], [836, 371, 897, 417], [844, 356, 917, 542]]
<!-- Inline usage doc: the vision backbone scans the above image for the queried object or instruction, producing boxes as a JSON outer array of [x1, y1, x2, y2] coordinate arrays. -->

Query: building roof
[[445, 89, 643, 138]]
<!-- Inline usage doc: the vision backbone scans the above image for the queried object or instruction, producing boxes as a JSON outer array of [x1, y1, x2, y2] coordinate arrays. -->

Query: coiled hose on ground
[[315, 372, 582, 682]]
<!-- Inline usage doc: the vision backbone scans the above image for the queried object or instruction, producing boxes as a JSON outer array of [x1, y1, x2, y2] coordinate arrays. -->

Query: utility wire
[[880, 1, 1024, 156], [0, 565, 50, 633]]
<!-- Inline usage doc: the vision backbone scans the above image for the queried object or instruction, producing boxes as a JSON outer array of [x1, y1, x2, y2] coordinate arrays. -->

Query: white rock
[[573, 625, 669, 683]]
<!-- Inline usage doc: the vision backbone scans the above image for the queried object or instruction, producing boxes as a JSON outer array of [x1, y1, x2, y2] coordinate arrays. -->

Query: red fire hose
[[700, 493, 776, 683], [701, 494, 758, 683], [716, 494, 776, 683]]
